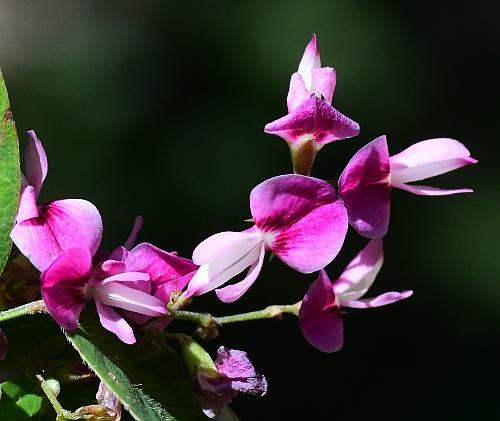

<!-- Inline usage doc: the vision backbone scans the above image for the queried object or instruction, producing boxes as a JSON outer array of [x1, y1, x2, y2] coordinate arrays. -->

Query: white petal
[[333, 239, 384, 303]]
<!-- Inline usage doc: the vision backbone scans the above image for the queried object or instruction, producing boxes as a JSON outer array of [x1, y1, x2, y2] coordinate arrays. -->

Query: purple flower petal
[[96, 381, 122, 420], [98, 259, 127, 277], [393, 183, 473, 196], [123, 214, 144, 250], [16, 185, 39, 223], [344, 290, 413, 309], [95, 301, 136, 344], [250, 174, 337, 233], [25, 130, 48, 196], [271, 200, 348, 273], [125, 242, 198, 290], [92, 281, 166, 317], [11, 199, 103, 272], [299, 270, 344, 353], [297, 34, 321, 81], [264, 96, 360, 147], [196, 377, 235, 419], [333, 239, 384, 303], [390, 138, 477, 185], [215, 243, 266, 303], [286, 35, 336, 112], [213, 347, 268, 396], [41, 247, 92, 330], [287, 73, 310, 112], [99, 271, 151, 287], [250, 174, 347, 273], [311, 66, 336, 104], [338, 135, 391, 238], [108, 246, 129, 262], [154, 270, 196, 303]]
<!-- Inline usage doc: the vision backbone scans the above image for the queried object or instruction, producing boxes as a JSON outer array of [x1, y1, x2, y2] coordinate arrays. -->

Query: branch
[[170, 301, 302, 328], [0, 299, 47, 323]]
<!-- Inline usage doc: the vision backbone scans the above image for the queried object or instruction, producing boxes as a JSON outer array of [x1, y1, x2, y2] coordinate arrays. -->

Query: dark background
[[1, 0, 499, 419]]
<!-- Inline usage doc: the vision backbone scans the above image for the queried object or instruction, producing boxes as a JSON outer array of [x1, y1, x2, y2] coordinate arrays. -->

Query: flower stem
[[0, 299, 47, 322], [170, 301, 301, 328], [36, 375, 72, 421]]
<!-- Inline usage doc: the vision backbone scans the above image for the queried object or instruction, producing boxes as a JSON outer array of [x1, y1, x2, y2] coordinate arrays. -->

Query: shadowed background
[[1, 0, 499, 419]]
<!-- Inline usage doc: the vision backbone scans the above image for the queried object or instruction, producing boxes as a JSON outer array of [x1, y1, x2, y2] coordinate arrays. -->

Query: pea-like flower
[[10, 131, 103, 271], [41, 242, 197, 344], [338, 135, 477, 238], [286, 33, 337, 113], [264, 35, 359, 175], [186, 174, 348, 302], [299, 239, 412, 352], [181, 339, 267, 418]]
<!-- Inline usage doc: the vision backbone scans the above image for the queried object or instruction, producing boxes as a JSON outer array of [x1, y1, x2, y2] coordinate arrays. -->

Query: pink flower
[[10, 131, 103, 272], [264, 35, 359, 175], [41, 242, 197, 344], [195, 347, 267, 418], [286, 33, 337, 113], [338, 135, 477, 238], [299, 239, 412, 353], [186, 174, 348, 303]]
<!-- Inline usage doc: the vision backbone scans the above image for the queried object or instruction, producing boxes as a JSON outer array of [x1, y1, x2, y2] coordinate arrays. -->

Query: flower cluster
[[8, 34, 476, 417]]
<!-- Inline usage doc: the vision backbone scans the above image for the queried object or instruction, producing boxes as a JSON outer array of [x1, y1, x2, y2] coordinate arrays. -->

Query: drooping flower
[[299, 239, 412, 353], [186, 174, 348, 303], [338, 135, 477, 238], [96, 381, 122, 421], [181, 339, 267, 418], [41, 241, 197, 344], [10, 131, 103, 272], [264, 35, 360, 175]]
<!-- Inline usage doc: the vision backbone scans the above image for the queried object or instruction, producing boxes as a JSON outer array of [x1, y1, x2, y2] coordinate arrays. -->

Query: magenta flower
[[41, 242, 197, 344], [338, 135, 477, 238], [264, 35, 359, 175], [185, 174, 348, 303], [286, 33, 337, 113], [299, 239, 412, 353], [195, 347, 267, 418], [10, 131, 103, 272]]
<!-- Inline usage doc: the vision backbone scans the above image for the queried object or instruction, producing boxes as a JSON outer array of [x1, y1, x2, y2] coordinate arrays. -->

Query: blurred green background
[[1, 0, 499, 419]]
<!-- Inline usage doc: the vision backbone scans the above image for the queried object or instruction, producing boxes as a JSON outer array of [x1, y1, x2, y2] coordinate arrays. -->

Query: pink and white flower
[[264, 35, 359, 175], [299, 239, 412, 352], [186, 174, 348, 303], [41, 242, 197, 344], [338, 135, 477, 238], [10, 131, 103, 272], [286, 33, 337, 113]]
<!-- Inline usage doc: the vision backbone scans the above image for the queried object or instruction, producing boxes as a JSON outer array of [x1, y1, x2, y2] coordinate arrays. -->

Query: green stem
[[216, 303, 301, 324], [171, 301, 301, 328], [36, 375, 73, 421], [0, 299, 47, 322]]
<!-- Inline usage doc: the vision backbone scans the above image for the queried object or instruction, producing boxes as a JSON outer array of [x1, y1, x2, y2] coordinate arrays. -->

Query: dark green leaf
[[0, 69, 20, 275], [0, 313, 68, 371], [0, 376, 43, 419], [66, 310, 205, 421]]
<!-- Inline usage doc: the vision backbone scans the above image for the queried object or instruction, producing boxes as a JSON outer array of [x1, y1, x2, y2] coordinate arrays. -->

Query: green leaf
[[0, 69, 20, 276], [66, 310, 205, 421], [0, 376, 43, 419], [0, 313, 68, 371]]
